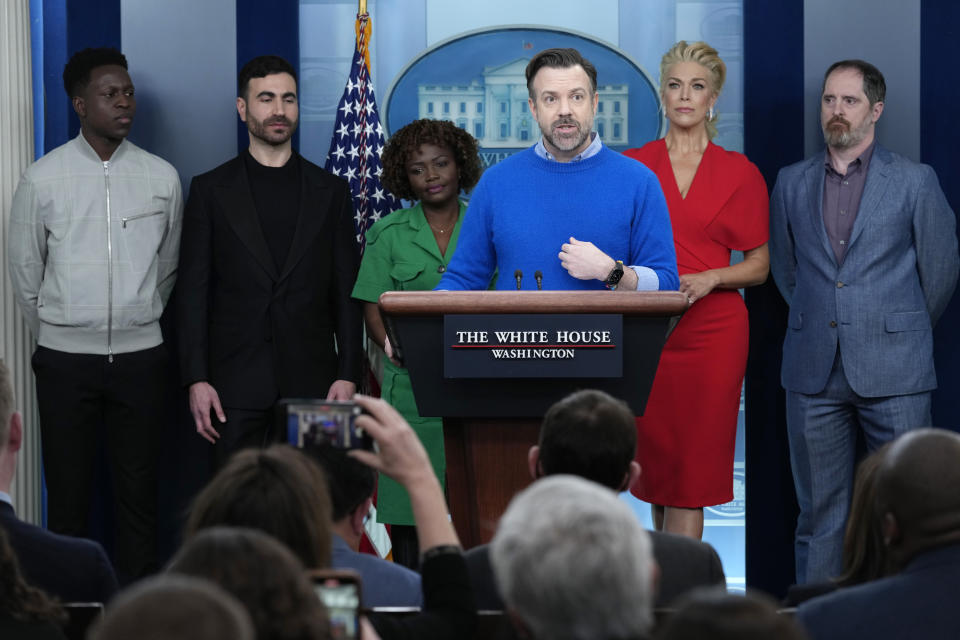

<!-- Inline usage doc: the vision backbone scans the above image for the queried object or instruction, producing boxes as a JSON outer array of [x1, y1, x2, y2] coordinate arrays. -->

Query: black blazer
[[797, 544, 960, 640], [176, 153, 363, 409], [0, 502, 118, 603], [465, 529, 725, 610]]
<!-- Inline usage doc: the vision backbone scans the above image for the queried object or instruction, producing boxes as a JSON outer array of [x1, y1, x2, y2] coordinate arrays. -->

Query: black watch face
[[607, 267, 624, 285]]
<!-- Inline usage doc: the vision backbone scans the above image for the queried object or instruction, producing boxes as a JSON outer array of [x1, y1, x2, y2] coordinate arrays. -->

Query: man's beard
[[541, 117, 591, 154], [247, 114, 296, 146], [822, 115, 871, 150]]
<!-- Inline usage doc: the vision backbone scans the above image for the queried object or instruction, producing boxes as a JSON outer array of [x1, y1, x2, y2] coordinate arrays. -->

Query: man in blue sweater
[[438, 48, 678, 292]]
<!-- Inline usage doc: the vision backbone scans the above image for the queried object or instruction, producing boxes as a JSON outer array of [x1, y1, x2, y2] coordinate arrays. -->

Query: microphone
[[514, 269, 523, 290], [534, 270, 543, 290]]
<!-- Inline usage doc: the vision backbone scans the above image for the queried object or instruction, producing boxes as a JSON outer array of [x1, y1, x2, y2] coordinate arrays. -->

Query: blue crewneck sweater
[[437, 145, 678, 291]]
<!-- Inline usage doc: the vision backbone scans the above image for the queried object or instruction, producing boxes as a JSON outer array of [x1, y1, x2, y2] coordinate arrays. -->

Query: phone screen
[[280, 400, 373, 450], [313, 577, 361, 640]]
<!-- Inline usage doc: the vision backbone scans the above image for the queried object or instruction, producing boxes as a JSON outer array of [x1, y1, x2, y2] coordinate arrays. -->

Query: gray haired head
[[491, 475, 655, 640]]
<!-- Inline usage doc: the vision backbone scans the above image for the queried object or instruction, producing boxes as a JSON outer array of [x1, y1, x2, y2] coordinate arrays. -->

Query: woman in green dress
[[352, 119, 482, 565]]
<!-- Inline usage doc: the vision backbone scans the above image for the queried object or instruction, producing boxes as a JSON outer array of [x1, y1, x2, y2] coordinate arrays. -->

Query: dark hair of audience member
[[835, 444, 891, 586], [184, 445, 332, 569], [380, 118, 482, 201], [169, 527, 330, 640], [62, 47, 128, 97], [305, 443, 376, 521], [537, 389, 636, 490], [89, 575, 254, 640], [0, 526, 66, 625], [657, 588, 809, 640]]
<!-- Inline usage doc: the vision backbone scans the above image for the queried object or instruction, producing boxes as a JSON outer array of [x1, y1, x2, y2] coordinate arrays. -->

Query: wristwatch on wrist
[[605, 260, 625, 290]]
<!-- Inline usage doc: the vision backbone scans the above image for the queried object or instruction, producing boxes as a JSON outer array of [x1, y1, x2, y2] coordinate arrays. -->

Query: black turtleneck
[[244, 149, 301, 272]]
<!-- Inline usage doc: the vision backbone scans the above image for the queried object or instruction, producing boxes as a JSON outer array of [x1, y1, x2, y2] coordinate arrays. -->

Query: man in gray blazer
[[770, 59, 959, 584]]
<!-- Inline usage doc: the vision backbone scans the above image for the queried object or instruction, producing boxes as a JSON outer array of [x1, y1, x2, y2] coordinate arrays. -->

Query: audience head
[[491, 475, 655, 640], [185, 445, 332, 569], [169, 526, 330, 640], [876, 428, 960, 569], [835, 444, 891, 586], [657, 588, 808, 640], [307, 444, 375, 522], [90, 575, 255, 640], [0, 527, 66, 625], [380, 118, 482, 201], [531, 389, 640, 492]]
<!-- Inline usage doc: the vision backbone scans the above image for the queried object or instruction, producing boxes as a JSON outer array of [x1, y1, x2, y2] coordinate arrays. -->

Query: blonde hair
[[659, 40, 726, 139]]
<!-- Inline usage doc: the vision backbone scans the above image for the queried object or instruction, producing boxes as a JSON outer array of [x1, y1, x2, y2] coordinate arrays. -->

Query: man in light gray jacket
[[7, 47, 182, 582]]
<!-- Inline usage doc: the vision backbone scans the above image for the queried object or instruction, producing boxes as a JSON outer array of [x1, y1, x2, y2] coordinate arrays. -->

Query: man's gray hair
[[490, 475, 655, 640]]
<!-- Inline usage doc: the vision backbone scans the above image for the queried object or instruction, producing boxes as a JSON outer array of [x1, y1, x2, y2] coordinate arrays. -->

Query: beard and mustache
[[247, 114, 297, 146], [542, 116, 591, 153], [822, 114, 872, 149]]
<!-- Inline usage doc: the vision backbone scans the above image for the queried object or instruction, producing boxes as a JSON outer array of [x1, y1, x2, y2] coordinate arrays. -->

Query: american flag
[[324, 11, 398, 561], [324, 11, 401, 253]]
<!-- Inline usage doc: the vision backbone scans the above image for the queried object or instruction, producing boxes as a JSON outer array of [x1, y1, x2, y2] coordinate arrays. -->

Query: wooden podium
[[379, 290, 686, 547]]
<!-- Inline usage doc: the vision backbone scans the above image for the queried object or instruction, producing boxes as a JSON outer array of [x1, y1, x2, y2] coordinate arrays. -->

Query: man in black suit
[[797, 428, 960, 639], [0, 360, 118, 603], [465, 389, 725, 609], [177, 56, 362, 464]]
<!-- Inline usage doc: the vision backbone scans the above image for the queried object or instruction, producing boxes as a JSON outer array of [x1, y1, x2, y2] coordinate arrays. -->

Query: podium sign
[[443, 313, 623, 378]]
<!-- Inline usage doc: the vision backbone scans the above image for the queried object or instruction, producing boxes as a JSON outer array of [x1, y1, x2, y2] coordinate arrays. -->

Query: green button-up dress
[[352, 201, 466, 525]]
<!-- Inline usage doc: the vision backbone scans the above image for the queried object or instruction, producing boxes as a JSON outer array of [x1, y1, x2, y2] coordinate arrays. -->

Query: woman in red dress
[[624, 41, 769, 539]]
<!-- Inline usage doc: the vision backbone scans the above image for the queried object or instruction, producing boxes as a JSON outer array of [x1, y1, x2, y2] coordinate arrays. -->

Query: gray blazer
[[770, 144, 958, 397]]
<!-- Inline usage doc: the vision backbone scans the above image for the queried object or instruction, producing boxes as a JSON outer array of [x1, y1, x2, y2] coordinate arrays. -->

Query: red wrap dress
[[624, 140, 769, 507]]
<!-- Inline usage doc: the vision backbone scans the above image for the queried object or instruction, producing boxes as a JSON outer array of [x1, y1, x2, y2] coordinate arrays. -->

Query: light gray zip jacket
[[8, 133, 182, 357]]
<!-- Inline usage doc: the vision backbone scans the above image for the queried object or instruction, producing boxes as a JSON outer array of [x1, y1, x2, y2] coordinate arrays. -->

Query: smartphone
[[309, 569, 362, 640], [278, 399, 373, 450]]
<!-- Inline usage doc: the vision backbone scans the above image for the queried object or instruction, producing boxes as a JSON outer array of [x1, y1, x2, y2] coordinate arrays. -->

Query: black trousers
[[211, 406, 280, 469], [32, 345, 166, 583]]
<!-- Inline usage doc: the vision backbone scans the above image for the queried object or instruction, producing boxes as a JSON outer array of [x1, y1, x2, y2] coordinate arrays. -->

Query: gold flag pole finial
[[359, 0, 367, 15]]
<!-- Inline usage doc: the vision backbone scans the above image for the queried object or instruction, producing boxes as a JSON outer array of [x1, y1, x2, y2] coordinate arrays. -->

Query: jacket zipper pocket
[[121, 210, 164, 228]]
